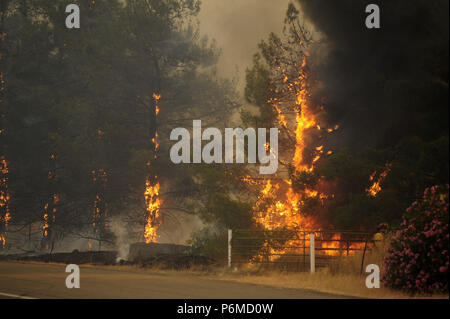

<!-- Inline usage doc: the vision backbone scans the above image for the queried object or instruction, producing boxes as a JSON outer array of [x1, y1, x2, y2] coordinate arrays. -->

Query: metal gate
[[228, 229, 379, 272]]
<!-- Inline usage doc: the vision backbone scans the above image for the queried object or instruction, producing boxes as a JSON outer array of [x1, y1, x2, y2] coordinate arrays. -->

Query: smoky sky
[[198, 0, 291, 88], [198, 1, 448, 150], [297, 0, 449, 150]]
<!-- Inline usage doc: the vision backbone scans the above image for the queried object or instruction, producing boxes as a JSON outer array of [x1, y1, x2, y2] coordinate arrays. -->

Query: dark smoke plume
[[297, 0, 449, 149]]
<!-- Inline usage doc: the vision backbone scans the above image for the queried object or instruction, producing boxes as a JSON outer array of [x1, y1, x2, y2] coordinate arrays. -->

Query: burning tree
[[243, 4, 338, 232], [0, 0, 238, 251], [91, 167, 108, 250], [0, 0, 10, 249], [41, 154, 60, 252], [0, 156, 11, 249], [144, 93, 162, 243], [187, 4, 369, 260]]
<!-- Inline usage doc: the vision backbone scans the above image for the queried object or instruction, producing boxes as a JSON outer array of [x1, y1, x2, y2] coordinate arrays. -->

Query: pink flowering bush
[[382, 184, 449, 294]]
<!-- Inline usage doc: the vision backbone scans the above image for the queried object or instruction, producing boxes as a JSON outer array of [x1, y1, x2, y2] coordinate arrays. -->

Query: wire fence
[[229, 229, 380, 272]]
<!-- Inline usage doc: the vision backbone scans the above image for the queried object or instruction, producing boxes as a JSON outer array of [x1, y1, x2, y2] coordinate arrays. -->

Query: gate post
[[228, 229, 232, 268], [310, 233, 315, 273]]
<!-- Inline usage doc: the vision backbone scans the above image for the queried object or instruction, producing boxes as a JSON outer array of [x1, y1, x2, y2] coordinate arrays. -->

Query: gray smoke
[[109, 216, 131, 261], [198, 0, 291, 89]]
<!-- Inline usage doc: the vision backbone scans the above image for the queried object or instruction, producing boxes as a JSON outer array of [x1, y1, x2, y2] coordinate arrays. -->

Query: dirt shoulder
[[3, 260, 447, 299]]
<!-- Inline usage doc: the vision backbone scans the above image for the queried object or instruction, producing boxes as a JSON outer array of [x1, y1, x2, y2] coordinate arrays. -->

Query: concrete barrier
[[128, 242, 189, 262]]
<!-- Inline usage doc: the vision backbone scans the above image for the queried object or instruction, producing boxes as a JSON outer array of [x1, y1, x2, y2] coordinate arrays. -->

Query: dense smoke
[[297, 0, 449, 149]]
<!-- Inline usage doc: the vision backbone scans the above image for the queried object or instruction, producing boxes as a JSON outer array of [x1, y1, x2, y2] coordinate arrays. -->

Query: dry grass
[[211, 237, 448, 299], [76, 249, 447, 299], [327, 235, 391, 276], [108, 262, 447, 299], [11, 239, 449, 299], [214, 269, 427, 299]]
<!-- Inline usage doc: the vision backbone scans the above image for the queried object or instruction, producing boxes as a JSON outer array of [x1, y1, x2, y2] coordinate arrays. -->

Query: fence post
[[360, 237, 368, 275], [228, 229, 232, 268], [310, 233, 315, 273]]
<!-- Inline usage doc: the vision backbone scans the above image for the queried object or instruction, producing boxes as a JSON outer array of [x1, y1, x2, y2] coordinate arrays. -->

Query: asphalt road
[[0, 261, 348, 299]]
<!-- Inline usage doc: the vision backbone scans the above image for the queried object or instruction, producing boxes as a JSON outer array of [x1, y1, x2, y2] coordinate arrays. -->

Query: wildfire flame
[[320, 233, 341, 256], [144, 178, 161, 243], [43, 193, 59, 238], [42, 155, 59, 244], [253, 56, 324, 232], [144, 93, 162, 243], [366, 163, 391, 197], [0, 156, 11, 248], [92, 167, 108, 238], [153, 93, 161, 116], [247, 51, 365, 258], [0, 31, 8, 248]]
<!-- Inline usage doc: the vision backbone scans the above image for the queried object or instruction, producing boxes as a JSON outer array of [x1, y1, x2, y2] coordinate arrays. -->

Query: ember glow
[[92, 168, 108, 236], [43, 194, 59, 239], [0, 156, 11, 248], [0, 40, 9, 248], [42, 155, 59, 247]]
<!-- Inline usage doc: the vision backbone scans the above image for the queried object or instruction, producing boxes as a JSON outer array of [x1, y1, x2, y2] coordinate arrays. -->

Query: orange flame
[[0, 33, 9, 248], [153, 93, 161, 116], [144, 178, 161, 243], [321, 233, 341, 256], [43, 155, 59, 240], [143, 93, 163, 243], [0, 157, 11, 245], [92, 168, 108, 235], [248, 51, 362, 258], [43, 194, 59, 238], [366, 163, 391, 197], [253, 56, 322, 232]]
